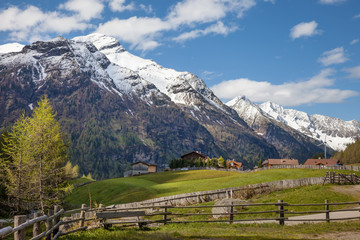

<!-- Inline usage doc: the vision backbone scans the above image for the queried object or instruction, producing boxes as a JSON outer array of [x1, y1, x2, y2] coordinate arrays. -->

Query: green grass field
[[60, 221, 360, 240], [65, 168, 356, 207], [61, 181, 360, 240]]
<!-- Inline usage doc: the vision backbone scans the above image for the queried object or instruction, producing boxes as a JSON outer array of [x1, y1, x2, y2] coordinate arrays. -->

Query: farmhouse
[[181, 151, 207, 161], [303, 159, 341, 166], [227, 160, 243, 170], [124, 161, 157, 177], [262, 159, 299, 167]]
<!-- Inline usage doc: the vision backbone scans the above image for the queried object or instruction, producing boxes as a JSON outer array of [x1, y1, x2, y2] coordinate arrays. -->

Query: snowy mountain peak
[[74, 33, 230, 116], [73, 33, 125, 52], [259, 102, 360, 151], [226, 96, 252, 106], [0, 43, 25, 54]]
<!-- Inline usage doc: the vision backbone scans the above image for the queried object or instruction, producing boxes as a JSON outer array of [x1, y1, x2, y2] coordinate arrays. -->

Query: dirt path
[[332, 185, 360, 200]]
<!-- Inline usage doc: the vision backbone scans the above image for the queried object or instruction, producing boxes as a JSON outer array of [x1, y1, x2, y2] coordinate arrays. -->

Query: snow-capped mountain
[[73, 33, 231, 116], [227, 96, 324, 159], [0, 34, 279, 179], [259, 102, 360, 151]]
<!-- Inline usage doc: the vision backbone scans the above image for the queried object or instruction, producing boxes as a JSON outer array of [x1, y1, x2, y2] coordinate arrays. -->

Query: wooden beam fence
[[0, 204, 92, 240], [1, 200, 360, 239], [323, 171, 360, 185]]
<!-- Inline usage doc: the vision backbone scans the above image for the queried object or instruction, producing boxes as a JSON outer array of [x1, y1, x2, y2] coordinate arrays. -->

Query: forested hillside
[[332, 139, 360, 164]]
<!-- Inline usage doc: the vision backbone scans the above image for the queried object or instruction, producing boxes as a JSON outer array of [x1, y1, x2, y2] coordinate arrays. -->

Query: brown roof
[[180, 151, 206, 159], [131, 161, 157, 166], [228, 160, 242, 167], [303, 159, 340, 166], [263, 159, 299, 165]]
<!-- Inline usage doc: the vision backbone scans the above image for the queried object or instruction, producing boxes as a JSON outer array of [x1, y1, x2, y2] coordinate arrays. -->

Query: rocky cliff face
[[0, 35, 279, 179]]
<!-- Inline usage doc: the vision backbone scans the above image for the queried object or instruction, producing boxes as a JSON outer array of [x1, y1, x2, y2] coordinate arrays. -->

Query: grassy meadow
[[60, 181, 360, 240], [64, 168, 357, 207], [60, 221, 360, 240]]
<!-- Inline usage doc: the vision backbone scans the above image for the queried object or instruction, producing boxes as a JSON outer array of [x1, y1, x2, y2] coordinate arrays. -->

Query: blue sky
[[1, 0, 360, 121]]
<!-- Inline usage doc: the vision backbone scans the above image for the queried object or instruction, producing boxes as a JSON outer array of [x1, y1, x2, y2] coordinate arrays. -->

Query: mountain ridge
[[0, 34, 279, 179]]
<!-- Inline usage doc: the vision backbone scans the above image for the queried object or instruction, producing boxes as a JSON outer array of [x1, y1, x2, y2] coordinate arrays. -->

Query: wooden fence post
[[229, 203, 234, 224], [163, 207, 168, 225], [14, 215, 26, 240], [33, 212, 42, 238], [46, 208, 54, 240], [80, 204, 86, 228], [278, 200, 284, 225], [53, 205, 61, 237], [325, 200, 330, 223]]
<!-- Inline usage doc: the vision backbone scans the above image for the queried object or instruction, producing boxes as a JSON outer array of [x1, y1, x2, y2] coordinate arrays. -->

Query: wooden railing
[[1, 200, 360, 239], [0, 204, 102, 240], [323, 171, 360, 185]]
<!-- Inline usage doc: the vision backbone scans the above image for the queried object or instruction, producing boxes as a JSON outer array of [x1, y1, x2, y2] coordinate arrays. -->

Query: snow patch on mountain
[[259, 101, 360, 151], [226, 96, 268, 128], [73, 33, 229, 114], [0, 43, 24, 54]]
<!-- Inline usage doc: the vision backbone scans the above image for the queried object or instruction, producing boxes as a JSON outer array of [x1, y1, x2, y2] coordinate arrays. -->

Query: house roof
[[180, 151, 206, 159], [228, 160, 242, 167], [303, 159, 339, 166], [131, 161, 157, 166], [263, 159, 299, 165]]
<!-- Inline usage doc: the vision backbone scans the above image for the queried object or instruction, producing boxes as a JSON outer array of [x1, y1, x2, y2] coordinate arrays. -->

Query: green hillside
[[65, 168, 345, 206]]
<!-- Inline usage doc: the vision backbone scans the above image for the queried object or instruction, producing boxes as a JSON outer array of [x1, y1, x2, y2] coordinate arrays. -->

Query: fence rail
[[1, 200, 360, 239]]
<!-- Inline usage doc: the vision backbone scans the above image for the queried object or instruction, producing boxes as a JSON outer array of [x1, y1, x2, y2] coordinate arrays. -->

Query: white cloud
[[350, 39, 359, 45], [97, 17, 170, 51], [139, 4, 153, 14], [0, 5, 90, 42], [173, 22, 237, 42], [344, 66, 360, 79], [319, 0, 346, 4], [0, 0, 257, 51], [354, 13, 360, 19], [211, 69, 358, 106], [0, 6, 44, 31], [264, 0, 275, 3], [290, 21, 321, 40], [108, 0, 135, 12], [318, 47, 348, 66], [60, 0, 104, 20], [97, 0, 256, 51]]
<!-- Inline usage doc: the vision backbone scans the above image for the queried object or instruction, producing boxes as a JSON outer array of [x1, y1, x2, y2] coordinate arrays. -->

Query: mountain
[[258, 102, 360, 152], [0, 34, 279, 179], [227, 96, 325, 161]]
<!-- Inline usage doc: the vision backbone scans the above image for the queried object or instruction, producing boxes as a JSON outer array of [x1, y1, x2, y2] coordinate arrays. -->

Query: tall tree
[[1, 114, 33, 213], [29, 96, 69, 212]]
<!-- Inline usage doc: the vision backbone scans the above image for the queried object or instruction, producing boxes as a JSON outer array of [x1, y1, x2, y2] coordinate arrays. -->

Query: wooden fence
[[323, 172, 360, 185], [259, 164, 360, 171], [0, 204, 101, 240], [1, 200, 360, 239]]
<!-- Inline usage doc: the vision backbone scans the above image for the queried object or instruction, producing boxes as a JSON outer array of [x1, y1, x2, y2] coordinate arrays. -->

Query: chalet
[[181, 151, 207, 161], [124, 161, 157, 177], [227, 160, 243, 170], [262, 159, 299, 167], [303, 159, 340, 166]]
